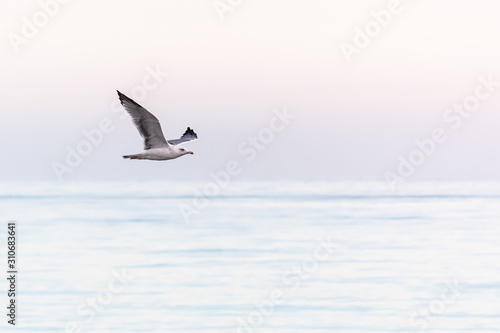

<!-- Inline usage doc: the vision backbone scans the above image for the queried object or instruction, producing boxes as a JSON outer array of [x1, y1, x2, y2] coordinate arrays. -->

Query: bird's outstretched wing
[[168, 127, 198, 146], [117, 91, 170, 150]]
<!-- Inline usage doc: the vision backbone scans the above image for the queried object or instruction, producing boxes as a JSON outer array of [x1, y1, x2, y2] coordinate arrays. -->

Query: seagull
[[117, 90, 197, 161]]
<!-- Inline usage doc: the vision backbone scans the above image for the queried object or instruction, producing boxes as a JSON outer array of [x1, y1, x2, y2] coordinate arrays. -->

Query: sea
[[0, 181, 499, 332]]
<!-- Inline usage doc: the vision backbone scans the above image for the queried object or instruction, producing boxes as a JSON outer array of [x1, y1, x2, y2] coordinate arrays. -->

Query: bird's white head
[[177, 147, 194, 156]]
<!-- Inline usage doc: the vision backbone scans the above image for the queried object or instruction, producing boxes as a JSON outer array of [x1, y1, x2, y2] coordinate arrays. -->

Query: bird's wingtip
[[116, 91, 144, 109], [116, 90, 128, 105], [182, 127, 198, 139]]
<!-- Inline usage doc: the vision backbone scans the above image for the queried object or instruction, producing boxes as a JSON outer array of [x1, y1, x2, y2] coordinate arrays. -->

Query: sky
[[1, 0, 500, 183]]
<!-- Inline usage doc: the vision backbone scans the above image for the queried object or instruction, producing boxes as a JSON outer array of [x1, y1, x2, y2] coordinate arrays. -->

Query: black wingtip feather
[[182, 127, 198, 139], [116, 90, 142, 108]]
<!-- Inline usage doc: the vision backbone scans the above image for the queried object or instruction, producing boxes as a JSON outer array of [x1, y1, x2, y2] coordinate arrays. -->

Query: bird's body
[[123, 147, 185, 161], [117, 91, 197, 161]]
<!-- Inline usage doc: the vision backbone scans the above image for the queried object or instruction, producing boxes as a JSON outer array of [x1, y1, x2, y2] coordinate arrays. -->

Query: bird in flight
[[117, 90, 198, 161]]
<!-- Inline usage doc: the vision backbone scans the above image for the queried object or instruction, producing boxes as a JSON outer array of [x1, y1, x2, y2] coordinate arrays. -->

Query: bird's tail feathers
[[123, 154, 142, 160]]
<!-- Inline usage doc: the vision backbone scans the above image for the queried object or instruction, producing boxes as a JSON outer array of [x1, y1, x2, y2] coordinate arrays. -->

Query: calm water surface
[[0, 181, 499, 332]]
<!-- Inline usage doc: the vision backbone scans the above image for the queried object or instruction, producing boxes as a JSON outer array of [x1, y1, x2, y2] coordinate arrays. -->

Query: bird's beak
[[189, 151, 194, 155]]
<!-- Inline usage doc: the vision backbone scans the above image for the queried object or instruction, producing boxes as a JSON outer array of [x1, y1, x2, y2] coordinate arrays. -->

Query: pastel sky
[[1, 0, 500, 182]]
